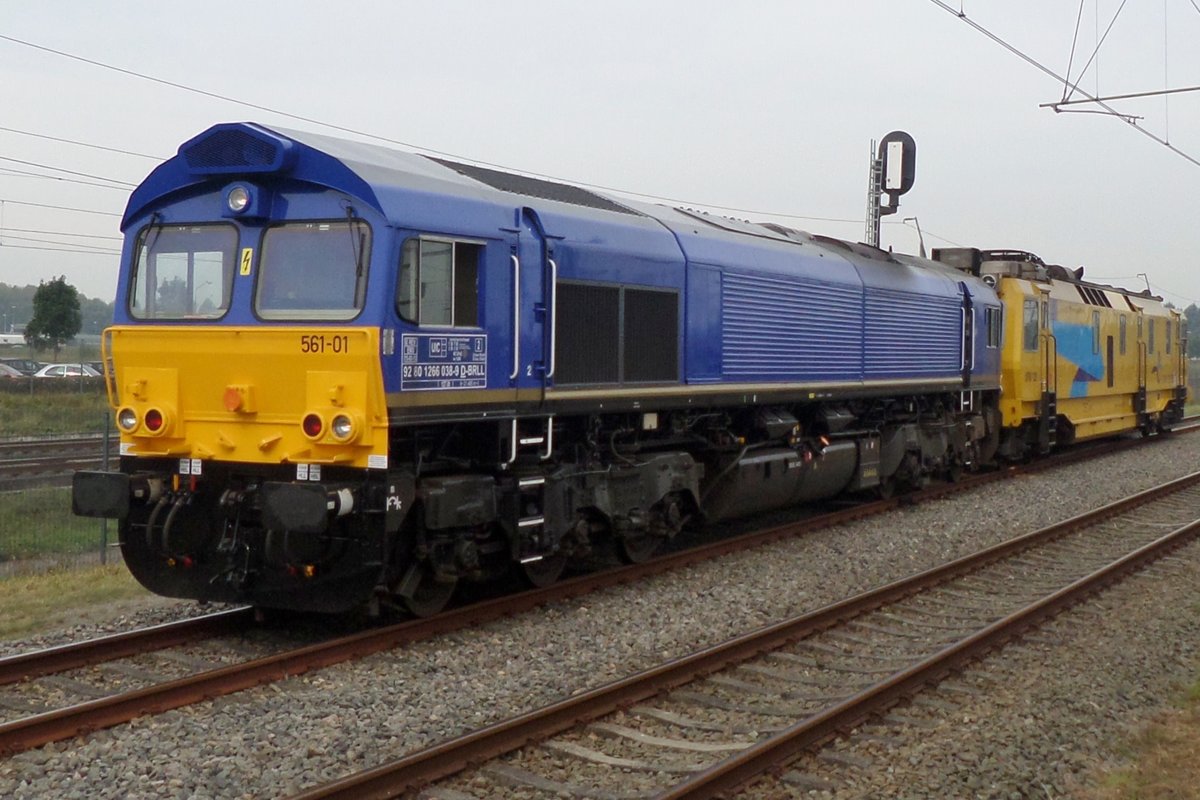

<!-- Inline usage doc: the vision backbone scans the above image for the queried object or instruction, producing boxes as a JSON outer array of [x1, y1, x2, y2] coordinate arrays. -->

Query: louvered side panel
[[721, 272, 863, 380], [863, 288, 962, 378]]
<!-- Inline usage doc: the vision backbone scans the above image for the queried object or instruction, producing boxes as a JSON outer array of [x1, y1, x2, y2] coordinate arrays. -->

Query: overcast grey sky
[[2, 1, 1198, 309]]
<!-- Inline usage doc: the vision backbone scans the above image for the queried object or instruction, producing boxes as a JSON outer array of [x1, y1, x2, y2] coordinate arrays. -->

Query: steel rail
[[663, 507, 1200, 797], [0, 430, 1182, 756], [0, 434, 106, 488], [0, 434, 105, 449], [0, 455, 103, 475], [284, 470, 1200, 800], [0, 607, 253, 687]]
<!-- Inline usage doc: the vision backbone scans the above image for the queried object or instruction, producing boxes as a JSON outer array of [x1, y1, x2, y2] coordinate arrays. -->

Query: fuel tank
[[704, 440, 876, 521]]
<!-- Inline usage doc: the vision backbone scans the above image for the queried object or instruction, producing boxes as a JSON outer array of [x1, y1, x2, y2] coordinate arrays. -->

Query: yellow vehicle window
[[1022, 299, 1038, 351]]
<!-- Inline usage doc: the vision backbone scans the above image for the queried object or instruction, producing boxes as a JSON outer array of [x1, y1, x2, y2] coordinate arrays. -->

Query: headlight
[[331, 414, 354, 440], [117, 407, 139, 432], [227, 185, 251, 213]]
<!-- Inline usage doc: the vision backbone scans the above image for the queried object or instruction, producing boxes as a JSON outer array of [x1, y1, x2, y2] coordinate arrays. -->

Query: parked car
[[0, 363, 25, 378], [0, 358, 41, 376], [33, 363, 102, 378]]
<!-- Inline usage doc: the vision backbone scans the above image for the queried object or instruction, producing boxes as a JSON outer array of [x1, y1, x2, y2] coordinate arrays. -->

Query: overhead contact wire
[[0, 154, 136, 188], [0, 33, 862, 226], [0, 198, 120, 217], [1063, 0, 1087, 103], [1060, 0, 1130, 106], [0, 125, 164, 160], [927, 0, 1200, 170]]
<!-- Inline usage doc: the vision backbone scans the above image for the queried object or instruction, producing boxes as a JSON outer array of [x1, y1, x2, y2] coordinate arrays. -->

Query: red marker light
[[302, 413, 323, 438], [145, 409, 164, 432]]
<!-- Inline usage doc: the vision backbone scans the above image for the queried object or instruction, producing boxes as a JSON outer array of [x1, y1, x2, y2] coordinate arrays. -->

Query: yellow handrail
[[101, 327, 117, 408]]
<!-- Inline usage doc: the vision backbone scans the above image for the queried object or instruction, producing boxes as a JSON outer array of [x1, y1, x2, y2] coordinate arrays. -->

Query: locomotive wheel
[[398, 565, 457, 618], [518, 553, 568, 588], [616, 533, 660, 564]]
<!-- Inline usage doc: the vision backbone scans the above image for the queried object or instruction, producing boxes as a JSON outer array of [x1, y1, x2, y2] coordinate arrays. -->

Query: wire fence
[[0, 485, 116, 578], [0, 379, 118, 577]]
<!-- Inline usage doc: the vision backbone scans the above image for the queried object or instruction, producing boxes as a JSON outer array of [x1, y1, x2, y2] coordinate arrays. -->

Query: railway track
[[0, 608, 253, 687], [0, 607, 293, 727], [286, 471, 1200, 800], [0, 435, 107, 490], [0, 429, 1183, 759]]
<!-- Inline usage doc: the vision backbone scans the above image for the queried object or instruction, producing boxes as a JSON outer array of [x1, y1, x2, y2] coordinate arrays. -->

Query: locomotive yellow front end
[[67, 119, 426, 612], [105, 326, 388, 470], [72, 325, 398, 612]]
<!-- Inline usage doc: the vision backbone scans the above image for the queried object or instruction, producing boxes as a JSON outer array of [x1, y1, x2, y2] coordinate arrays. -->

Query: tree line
[[0, 279, 113, 359]]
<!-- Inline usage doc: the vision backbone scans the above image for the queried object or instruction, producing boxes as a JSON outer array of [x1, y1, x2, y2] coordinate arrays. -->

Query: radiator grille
[[556, 284, 620, 384], [624, 289, 678, 383]]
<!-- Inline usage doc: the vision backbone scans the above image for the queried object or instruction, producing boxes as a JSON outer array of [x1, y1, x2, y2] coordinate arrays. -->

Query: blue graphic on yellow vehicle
[[1052, 321, 1103, 397]]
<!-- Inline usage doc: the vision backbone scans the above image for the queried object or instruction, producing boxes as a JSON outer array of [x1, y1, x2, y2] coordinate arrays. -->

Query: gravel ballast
[[743, 545, 1200, 798], [2, 434, 1199, 798]]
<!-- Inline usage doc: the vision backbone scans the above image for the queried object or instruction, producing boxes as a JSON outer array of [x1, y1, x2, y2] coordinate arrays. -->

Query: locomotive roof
[[123, 123, 988, 298], [123, 122, 649, 230]]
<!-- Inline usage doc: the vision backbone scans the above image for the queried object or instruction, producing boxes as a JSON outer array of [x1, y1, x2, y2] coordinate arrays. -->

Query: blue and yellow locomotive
[[72, 123, 1183, 614]]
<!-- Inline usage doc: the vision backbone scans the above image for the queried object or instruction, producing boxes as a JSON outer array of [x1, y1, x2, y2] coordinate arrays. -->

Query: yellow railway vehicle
[[937, 250, 1186, 458]]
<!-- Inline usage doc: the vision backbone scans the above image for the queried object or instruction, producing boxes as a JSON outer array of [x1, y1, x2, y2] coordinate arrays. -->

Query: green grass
[[0, 341, 110, 437], [0, 390, 112, 437], [0, 487, 110, 561], [0, 565, 151, 639], [1091, 673, 1200, 799]]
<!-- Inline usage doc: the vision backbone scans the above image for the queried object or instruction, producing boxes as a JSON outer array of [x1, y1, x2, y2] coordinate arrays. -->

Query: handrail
[[547, 258, 558, 380], [1045, 332, 1057, 394], [101, 327, 117, 408], [541, 416, 554, 461], [960, 308, 968, 371], [509, 255, 520, 381]]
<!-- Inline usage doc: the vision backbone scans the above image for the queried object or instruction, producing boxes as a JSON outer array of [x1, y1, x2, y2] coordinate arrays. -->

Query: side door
[[1039, 290, 1055, 396], [1018, 292, 1043, 400], [513, 207, 559, 399], [959, 281, 975, 387]]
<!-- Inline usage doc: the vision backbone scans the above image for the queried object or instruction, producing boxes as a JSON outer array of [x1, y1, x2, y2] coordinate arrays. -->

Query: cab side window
[[984, 307, 1002, 348], [1022, 299, 1039, 351], [397, 239, 481, 327]]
